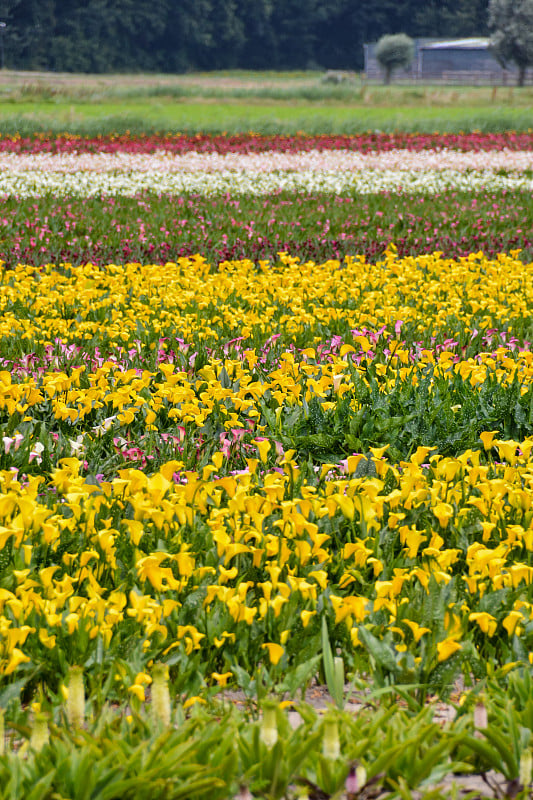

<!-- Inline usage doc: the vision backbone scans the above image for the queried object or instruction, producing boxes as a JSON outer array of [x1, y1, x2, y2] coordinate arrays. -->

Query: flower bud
[[519, 748, 532, 788], [151, 663, 171, 727], [346, 763, 367, 794], [67, 666, 85, 728], [30, 713, 49, 752], [260, 702, 278, 749], [322, 716, 340, 760]]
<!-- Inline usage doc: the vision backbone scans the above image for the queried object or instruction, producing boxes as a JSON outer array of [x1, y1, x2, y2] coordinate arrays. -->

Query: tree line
[[0, 0, 490, 73]]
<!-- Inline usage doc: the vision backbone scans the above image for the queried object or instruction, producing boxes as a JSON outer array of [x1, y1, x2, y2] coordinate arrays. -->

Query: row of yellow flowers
[[1, 345, 532, 428], [0, 438, 532, 690], [0, 250, 531, 348]]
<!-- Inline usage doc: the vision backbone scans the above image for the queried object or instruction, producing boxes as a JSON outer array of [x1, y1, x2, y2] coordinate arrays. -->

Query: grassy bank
[[0, 70, 532, 134], [1, 104, 533, 136]]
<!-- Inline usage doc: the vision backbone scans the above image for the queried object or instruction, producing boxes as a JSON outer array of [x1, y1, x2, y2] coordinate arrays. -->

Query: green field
[[0, 69, 532, 134]]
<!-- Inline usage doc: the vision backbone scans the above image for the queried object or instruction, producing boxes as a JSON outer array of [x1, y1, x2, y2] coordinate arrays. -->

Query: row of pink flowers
[[2, 148, 531, 173], [0, 189, 529, 267]]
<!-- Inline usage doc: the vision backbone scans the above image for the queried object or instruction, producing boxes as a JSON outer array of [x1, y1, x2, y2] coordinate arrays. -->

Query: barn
[[363, 37, 531, 84]]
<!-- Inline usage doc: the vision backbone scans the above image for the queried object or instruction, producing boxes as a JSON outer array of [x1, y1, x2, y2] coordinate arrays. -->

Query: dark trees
[[0, 0, 492, 73]]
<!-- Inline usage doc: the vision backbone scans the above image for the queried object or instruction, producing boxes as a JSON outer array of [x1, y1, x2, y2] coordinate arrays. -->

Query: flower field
[[0, 132, 532, 798]]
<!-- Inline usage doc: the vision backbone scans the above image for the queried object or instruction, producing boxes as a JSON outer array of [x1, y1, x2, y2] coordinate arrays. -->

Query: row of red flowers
[[1, 131, 532, 154]]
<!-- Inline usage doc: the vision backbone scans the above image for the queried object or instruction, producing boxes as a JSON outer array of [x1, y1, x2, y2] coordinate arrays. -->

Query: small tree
[[489, 0, 533, 86], [375, 33, 414, 84]]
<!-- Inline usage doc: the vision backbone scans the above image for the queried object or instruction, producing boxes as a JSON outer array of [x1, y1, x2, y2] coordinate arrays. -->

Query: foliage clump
[[375, 33, 414, 84], [489, 0, 533, 86]]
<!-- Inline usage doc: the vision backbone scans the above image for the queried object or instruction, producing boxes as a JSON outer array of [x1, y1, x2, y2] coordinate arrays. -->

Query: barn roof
[[420, 38, 490, 50]]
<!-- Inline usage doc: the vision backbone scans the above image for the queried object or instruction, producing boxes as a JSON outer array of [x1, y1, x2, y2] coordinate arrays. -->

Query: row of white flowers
[[0, 148, 532, 174], [0, 169, 531, 197]]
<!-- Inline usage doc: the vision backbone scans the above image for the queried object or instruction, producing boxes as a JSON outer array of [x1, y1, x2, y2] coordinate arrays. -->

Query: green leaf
[[458, 733, 515, 780], [0, 674, 35, 709], [277, 655, 321, 697], [321, 618, 344, 709], [357, 627, 400, 675]]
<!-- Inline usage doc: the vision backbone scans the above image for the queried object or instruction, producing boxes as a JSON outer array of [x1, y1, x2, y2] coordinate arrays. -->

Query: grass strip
[[1, 103, 533, 135]]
